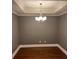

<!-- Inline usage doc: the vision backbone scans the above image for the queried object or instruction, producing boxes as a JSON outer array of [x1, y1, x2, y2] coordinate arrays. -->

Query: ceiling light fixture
[[35, 2, 47, 21]]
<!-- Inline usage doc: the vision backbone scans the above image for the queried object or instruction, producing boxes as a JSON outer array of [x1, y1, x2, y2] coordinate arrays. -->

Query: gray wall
[[58, 14, 67, 50], [12, 14, 67, 52], [18, 16, 59, 44], [12, 14, 19, 53]]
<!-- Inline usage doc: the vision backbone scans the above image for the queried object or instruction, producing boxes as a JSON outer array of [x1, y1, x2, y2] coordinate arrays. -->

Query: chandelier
[[35, 2, 47, 21]]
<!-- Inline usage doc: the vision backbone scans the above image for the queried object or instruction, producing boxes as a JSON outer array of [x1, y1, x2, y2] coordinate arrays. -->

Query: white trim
[[12, 10, 67, 16], [57, 44, 67, 55], [12, 10, 19, 16], [12, 46, 21, 58], [12, 44, 67, 58], [19, 44, 58, 48], [12, 12, 67, 16], [59, 11, 67, 16], [18, 13, 60, 16]]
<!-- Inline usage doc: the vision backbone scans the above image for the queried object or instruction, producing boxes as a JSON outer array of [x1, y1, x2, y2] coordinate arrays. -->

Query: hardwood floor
[[14, 47, 67, 59]]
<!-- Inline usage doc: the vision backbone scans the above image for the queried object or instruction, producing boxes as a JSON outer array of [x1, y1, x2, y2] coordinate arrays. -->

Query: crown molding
[[59, 11, 67, 16], [12, 10, 19, 16], [12, 11, 67, 16], [13, 0, 67, 16], [18, 13, 60, 16]]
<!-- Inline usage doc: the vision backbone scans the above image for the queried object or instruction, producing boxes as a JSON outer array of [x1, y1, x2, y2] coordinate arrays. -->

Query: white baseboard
[[56, 44, 67, 55], [19, 44, 58, 48], [12, 46, 21, 58], [12, 44, 67, 58]]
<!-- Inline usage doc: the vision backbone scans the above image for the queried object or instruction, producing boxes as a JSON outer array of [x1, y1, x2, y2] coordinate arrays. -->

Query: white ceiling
[[12, 0, 67, 16]]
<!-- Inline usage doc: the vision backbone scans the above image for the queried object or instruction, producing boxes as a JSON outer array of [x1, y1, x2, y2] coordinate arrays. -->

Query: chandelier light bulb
[[42, 16, 47, 21], [39, 16, 43, 20], [35, 17, 40, 21], [35, 16, 47, 21]]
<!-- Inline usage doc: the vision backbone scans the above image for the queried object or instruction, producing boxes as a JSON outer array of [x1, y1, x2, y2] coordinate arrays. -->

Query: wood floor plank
[[14, 47, 67, 59]]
